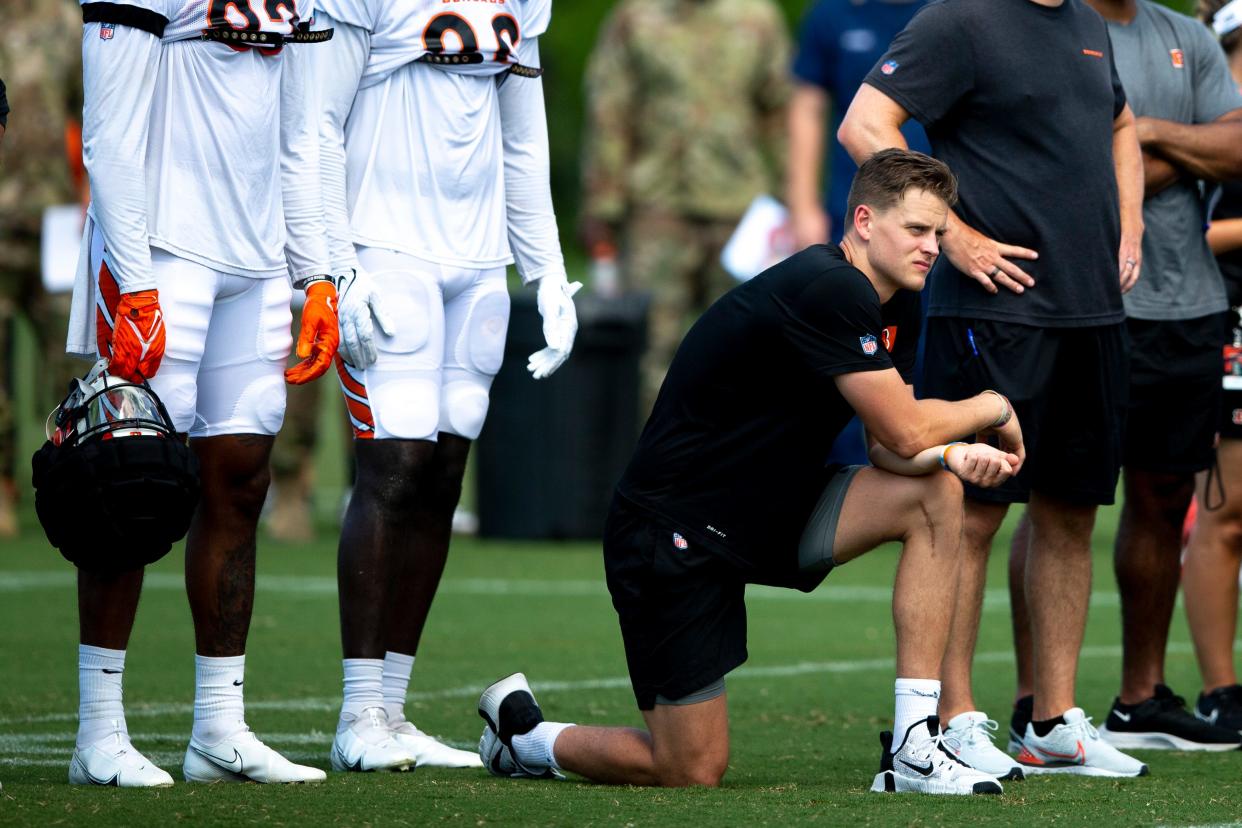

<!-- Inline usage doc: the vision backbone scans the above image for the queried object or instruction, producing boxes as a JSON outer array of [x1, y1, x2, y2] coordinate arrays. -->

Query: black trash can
[[477, 291, 649, 539]]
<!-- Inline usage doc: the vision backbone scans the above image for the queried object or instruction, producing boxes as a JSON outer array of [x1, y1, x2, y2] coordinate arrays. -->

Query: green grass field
[[3, 500, 1242, 827]]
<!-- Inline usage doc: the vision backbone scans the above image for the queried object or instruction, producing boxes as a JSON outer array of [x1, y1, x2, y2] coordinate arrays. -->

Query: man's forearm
[[786, 86, 828, 214], [1114, 113, 1145, 232], [869, 442, 948, 476], [1208, 217, 1242, 256], [1140, 115, 1242, 182], [1142, 150, 1180, 197]]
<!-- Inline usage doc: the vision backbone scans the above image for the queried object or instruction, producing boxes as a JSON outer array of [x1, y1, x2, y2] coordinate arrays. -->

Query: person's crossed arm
[[835, 365, 1024, 488]]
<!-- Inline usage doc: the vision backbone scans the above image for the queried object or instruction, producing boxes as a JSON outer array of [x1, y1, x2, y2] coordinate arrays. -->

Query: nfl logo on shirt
[[673, 533, 689, 550], [860, 335, 879, 356], [100, 22, 115, 39], [1170, 49, 1185, 68], [881, 60, 899, 75]]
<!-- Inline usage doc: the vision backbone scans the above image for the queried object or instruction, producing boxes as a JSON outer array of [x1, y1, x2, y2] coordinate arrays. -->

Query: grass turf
[[2, 503, 1242, 826]]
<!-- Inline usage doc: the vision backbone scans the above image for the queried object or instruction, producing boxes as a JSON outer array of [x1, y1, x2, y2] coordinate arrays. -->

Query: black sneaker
[[1098, 684, 1242, 751], [1007, 695, 1033, 753], [1196, 684, 1242, 732]]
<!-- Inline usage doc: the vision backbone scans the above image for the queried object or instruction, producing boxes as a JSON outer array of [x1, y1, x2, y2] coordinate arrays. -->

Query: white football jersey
[[82, 0, 315, 279], [313, 0, 378, 31], [350, 28, 563, 278], [364, 0, 551, 86]]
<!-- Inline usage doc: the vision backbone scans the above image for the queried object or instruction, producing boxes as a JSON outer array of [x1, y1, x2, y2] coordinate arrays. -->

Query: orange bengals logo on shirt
[[882, 326, 898, 352], [1082, 48, 1104, 58], [1171, 49, 1185, 68]]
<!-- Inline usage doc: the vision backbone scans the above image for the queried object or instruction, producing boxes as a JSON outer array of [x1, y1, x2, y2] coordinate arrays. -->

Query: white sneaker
[[870, 716, 1003, 795], [942, 712, 1025, 781], [1016, 707, 1149, 777], [69, 732, 174, 788], [331, 707, 416, 772], [390, 719, 483, 768], [184, 726, 327, 783], [477, 673, 562, 780]]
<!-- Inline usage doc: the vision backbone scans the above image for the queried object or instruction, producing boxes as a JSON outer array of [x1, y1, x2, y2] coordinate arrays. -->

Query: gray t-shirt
[[1108, 0, 1242, 320]]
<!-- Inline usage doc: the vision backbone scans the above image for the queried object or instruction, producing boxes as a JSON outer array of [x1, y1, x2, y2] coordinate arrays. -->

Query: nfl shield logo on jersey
[[859, 335, 879, 356], [100, 22, 115, 39], [673, 533, 689, 550], [881, 60, 899, 75]]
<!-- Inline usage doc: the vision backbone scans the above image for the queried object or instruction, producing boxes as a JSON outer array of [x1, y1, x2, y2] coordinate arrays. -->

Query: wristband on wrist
[[939, 442, 968, 469], [982, 389, 1012, 428], [293, 274, 333, 291]]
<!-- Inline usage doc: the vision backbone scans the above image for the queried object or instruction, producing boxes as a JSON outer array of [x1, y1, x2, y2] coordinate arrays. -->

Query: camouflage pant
[[620, 214, 738, 411], [0, 238, 82, 481]]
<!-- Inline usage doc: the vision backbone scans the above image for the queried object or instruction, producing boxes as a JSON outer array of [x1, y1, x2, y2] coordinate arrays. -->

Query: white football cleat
[[330, 707, 416, 773], [390, 719, 482, 768], [69, 731, 174, 788], [942, 712, 1025, 781], [184, 726, 326, 783], [1016, 707, 1149, 777], [477, 673, 562, 780], [870, 716, 1003, 795]]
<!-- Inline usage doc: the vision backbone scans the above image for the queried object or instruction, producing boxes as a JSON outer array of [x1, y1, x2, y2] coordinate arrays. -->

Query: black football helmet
[[31, 360, 199, 573]]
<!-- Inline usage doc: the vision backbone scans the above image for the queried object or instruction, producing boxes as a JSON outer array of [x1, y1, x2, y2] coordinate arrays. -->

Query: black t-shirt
[[616, 245, 920, 588], [1214, 179, 1242, 308], [864, 0, 1127, 328]]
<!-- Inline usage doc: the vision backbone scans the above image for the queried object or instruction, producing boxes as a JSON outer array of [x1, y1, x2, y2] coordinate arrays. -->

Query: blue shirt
[[792, 0, 930, 240]]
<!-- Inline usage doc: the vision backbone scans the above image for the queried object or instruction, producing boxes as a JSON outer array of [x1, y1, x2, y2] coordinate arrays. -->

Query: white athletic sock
[[192, 654, 247, 746], [341, 658, 385, 721], [77, 645, 128, 749], [381, 651, 415, 724], [511, 721, 574, 771], [893, 678, 941, 751]]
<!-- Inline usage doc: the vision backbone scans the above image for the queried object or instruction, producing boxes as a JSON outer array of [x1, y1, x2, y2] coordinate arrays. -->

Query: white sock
[[511, 721, 574, 771], [77, 645, 128, 749], [382, 651, 415, 724], [893, 678, 941, 751], [341, 658, 385, 721], [192, 654, 247, 745]]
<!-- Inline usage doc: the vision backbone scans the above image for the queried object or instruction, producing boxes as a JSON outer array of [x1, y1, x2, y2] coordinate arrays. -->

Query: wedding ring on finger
[[988, 265, 1002, 278]]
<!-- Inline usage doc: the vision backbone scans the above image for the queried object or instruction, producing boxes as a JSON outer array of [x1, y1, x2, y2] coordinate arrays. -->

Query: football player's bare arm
[[835, 366, 1025, 471], [838, 85, 1038, 295], [869, 434, 1018, 489]]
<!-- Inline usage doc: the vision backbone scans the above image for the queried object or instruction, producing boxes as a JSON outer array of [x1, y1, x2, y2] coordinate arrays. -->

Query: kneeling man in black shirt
[[477, 149, 1025, 795]]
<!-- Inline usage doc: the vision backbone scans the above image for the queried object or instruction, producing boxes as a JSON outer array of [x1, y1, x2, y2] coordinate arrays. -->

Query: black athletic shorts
[[1124, 314, 1224, 473], [922, 317, 1128, 505], [603, 494, 748, 711]]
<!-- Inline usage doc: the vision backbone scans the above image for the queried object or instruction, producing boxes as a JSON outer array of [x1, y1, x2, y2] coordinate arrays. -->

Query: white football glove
[[527, 272, 584, 380], [335, 268, 395, 369]]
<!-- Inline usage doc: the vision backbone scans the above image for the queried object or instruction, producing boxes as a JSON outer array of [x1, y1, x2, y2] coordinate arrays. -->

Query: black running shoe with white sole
[[477, 673, 562, 780], [1099, 685, 1241, 752], [1196, 684, 1242, 733]]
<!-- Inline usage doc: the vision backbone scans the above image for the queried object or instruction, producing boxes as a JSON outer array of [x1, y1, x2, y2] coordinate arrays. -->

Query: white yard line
[[0, 642, 1192, 729], [0, 570, 1118, 609]]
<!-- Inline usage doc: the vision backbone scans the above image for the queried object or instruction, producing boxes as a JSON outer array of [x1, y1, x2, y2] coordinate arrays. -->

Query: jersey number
[[423, 13, 520, 63], [207, 0, 297, 32]]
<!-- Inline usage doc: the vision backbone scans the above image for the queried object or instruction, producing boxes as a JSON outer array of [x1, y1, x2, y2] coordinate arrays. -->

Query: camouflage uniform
[[582, 0, 791, 407], [0, 0, 85, 525]]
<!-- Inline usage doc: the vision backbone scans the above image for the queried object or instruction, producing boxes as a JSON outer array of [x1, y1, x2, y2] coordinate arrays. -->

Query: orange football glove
[[285, 280, 340, 385], [109, 289, 166, 382]]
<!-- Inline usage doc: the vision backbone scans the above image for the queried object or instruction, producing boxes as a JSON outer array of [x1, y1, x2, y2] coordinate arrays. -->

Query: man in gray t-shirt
[[1087, 0, 1242, 752]]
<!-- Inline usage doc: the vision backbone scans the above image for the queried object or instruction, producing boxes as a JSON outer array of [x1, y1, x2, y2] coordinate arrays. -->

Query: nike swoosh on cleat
[[191, 745, 244, 774], [101, 669, 122, 674], [899, 758, 935, 776], [1032, 741, 1086, 764], [232, 680, 244, 687], [1113, 711, 1132, 722], [76, 757, 120, 786]]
